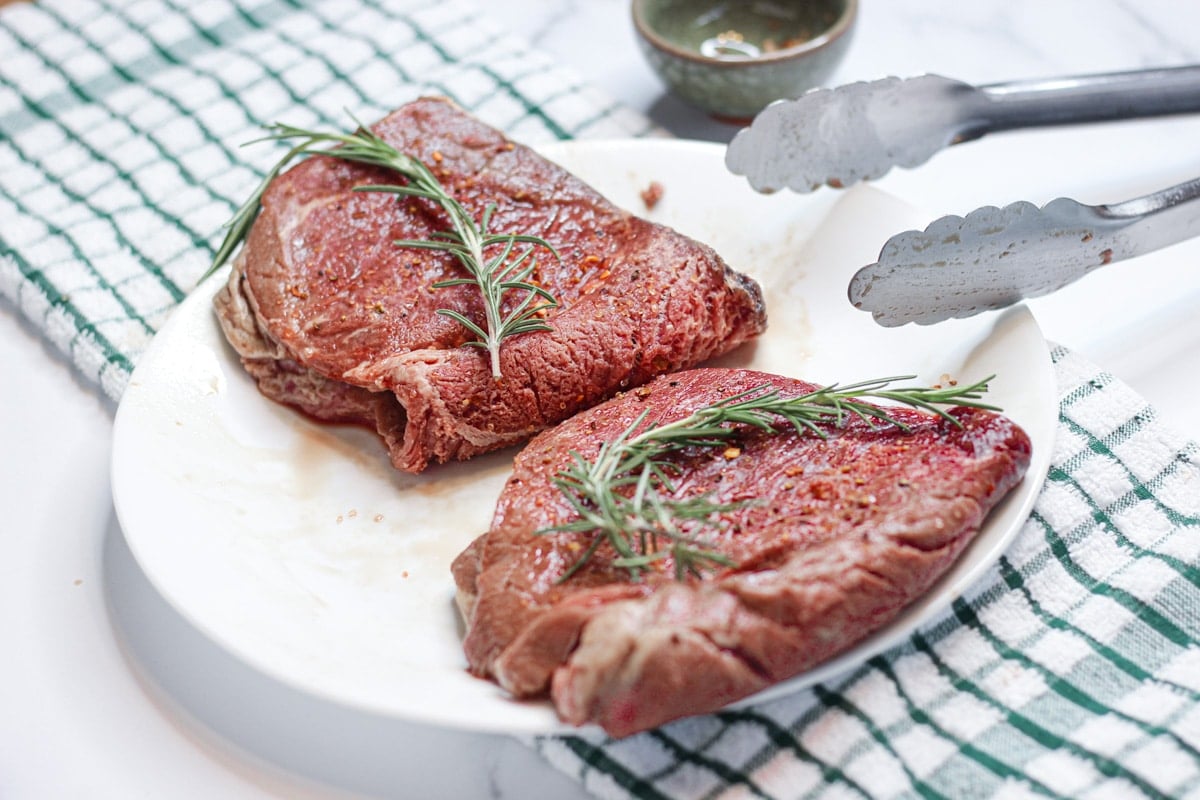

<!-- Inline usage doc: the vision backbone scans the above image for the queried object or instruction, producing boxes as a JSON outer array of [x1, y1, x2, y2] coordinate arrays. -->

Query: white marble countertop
[[3, 2, 1199, 798]]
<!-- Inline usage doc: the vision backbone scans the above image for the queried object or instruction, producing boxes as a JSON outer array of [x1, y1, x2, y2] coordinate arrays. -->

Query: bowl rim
[[631, 0, 858, 68]]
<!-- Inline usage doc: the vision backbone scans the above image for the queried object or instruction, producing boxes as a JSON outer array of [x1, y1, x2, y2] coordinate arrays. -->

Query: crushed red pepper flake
[[640, 180, 664, 210]]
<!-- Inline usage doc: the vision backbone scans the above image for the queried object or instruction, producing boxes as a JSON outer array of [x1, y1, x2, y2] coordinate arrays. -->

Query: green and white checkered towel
[[3, 2, 1197, 799], [0, 0, 655, 398]]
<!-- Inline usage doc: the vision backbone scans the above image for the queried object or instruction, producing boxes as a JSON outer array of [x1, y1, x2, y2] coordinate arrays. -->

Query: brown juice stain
[[288, 415, 514, 500], [249, 414, 506, 576], [290, 422, 390, 494]]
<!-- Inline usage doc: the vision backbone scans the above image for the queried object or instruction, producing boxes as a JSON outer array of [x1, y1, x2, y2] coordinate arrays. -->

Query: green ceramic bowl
[[632, 0, 857, 122]]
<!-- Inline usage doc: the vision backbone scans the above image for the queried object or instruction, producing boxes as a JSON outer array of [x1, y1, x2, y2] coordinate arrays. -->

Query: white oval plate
[[111, 139, 1056, 734]]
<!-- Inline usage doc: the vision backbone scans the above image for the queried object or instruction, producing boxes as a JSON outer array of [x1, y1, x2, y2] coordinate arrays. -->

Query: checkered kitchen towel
[[2, 2, 1198, 799], [0, 0, 654, 399]]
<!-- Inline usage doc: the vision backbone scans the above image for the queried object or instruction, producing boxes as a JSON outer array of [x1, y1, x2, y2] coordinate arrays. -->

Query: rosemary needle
[[204, 117, 559, 380], [542, 375, 1000, 583]]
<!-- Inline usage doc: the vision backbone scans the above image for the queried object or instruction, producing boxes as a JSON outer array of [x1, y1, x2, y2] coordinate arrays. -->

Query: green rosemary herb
[[204, 118, 558, 379], [542, 375, 998, 582]]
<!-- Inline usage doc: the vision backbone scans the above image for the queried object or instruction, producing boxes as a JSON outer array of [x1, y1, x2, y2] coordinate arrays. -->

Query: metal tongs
[[726, 66, 1200, 325]]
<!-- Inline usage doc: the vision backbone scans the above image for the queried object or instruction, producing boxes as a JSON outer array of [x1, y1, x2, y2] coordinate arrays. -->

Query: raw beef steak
[[214, 98, 766, 472], [452, 367, 1032, 736]]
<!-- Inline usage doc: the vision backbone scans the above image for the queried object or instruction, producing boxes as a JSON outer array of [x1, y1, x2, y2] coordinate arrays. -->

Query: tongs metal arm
[[975, 65, 1200, 138], [726, 65, 1200, 194], [1104, 173, 1200, 254]]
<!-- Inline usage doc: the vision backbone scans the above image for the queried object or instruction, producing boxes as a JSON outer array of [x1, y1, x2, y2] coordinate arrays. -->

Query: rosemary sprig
[[364, 187, 558, 379], [203, 118, 559, 379], [541, 375, 999, 582]]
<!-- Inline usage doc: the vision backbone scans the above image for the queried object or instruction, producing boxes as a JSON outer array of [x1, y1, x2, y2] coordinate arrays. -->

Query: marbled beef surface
[[452, 367, 1031, 737], [214, 98, 766, 473]]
